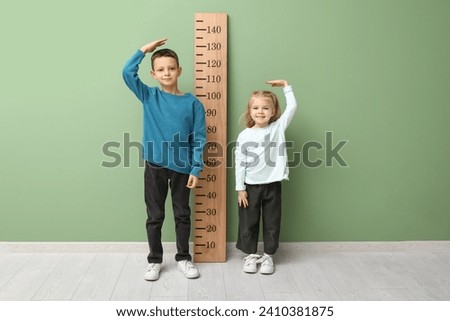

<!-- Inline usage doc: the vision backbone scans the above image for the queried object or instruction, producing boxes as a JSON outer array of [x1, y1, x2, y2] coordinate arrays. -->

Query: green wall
[[1, 0, 449, 242]]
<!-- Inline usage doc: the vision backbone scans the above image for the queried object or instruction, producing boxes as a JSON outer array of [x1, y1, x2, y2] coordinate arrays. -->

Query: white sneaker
[[243, 254, 260, 273], [177, 260, 200, 279], [257, 254, 274, 274], [144, 263, 161, 281]]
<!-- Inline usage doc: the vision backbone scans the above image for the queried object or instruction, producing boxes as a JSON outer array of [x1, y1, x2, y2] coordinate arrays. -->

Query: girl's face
[[249, 97, 275, 128]]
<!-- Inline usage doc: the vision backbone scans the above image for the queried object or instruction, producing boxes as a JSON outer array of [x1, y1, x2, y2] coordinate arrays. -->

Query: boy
[[122, 39, 206, 281]]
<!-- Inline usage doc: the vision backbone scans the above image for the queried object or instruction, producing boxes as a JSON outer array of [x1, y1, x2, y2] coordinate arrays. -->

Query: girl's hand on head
[[237, 191, 249, 208], [140, 38, 168, 54], [266, 79, 288, 87]]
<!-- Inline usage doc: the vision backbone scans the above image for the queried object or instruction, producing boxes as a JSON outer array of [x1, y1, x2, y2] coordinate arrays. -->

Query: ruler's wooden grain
[[193, 13, 227, 262]]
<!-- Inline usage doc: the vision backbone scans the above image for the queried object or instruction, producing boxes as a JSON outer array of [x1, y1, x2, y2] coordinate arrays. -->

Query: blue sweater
[[122, 50, 206, 177]]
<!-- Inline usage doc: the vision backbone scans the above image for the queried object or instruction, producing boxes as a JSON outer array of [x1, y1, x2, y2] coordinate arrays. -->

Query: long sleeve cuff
[[283, 85, 293, 94], [236, 184, 246, 191]]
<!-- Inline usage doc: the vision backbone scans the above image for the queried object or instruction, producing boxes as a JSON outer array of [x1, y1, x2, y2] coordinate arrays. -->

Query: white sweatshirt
[[235, 85, 297, 191]]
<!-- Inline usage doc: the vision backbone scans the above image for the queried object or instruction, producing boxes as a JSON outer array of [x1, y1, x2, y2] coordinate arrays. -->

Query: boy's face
[[151, 57, 182, 88], [249, 97, 275, 128]]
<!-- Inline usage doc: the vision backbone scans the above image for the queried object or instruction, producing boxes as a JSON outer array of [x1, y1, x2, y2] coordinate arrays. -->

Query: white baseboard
[[1, 240, 449, 254]]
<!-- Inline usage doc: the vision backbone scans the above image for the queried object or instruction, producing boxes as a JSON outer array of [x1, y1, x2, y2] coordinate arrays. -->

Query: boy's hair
[[151, 48, 179, 70], [242, 90, 281, 128]]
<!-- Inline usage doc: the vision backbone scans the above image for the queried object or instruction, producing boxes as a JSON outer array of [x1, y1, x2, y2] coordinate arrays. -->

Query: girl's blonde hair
[[241, 90, 281, 128]]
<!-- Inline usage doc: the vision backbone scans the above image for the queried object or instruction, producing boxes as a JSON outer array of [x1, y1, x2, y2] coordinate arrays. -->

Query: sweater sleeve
[[278, 85, 298, 130], [190, 100, 207, 177], [234, 133, 247, 191], [122, 50, 149, 103]]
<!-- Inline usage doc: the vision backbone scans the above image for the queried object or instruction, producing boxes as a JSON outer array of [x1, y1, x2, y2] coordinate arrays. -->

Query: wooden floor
[[0, 242, 449, 301]]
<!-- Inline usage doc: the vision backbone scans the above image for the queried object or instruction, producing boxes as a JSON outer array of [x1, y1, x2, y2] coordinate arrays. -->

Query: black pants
[[144, 162, 192, 263], [236, 182, 282, 255]]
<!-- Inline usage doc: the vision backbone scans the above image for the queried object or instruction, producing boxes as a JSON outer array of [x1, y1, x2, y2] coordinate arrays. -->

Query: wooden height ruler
[[193, 13, 227, 262]]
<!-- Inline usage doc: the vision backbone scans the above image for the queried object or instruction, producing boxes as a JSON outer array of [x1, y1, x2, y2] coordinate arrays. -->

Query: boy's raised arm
[[122, 38, 167, 103], [140, 39, 167, 54]]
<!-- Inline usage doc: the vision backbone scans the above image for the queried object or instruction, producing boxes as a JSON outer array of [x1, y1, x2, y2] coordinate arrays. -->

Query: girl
[[235, 79, 297, 274]]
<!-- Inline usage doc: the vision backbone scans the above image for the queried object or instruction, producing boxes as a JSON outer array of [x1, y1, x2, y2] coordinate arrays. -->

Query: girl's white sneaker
[[243, 254, 260, 273], [257, 254, 274, 274]]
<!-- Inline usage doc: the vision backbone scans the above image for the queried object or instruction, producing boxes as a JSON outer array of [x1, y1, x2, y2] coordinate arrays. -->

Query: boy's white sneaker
[[177, 260, 200, 279], [257, 254, 274, 274], [243, 254, 260, 273], [144, 263, 161, 281]]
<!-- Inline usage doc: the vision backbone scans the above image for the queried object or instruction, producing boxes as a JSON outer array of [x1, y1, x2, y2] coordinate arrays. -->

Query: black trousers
[[236, 182, 282, 255], [144, 162, 192, 263]]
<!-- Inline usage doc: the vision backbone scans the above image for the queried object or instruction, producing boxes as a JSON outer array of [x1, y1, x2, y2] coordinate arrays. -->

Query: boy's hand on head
[[140, 38, 168, 54], [186, 175, 199, 189], [237, 191, 249, 208], [266, 79, 289, 87]]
